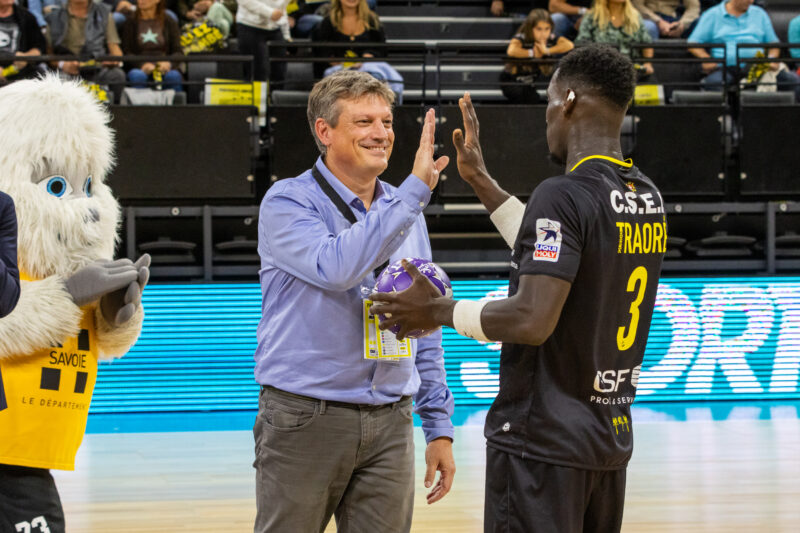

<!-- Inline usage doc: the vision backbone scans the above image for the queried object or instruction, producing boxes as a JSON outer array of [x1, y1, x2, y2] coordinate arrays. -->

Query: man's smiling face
[[324, 94, 395, 179]]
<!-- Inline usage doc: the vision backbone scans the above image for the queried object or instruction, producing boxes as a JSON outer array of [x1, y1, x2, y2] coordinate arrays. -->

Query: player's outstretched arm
[[453, 92, 511, 213], [372, 261, 570, 345], [455, 93, 525, 248]]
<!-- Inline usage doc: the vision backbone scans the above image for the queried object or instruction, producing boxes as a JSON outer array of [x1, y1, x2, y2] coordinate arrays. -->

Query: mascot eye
[[39, 176, 74, 198], [84, 176, 93, 197]]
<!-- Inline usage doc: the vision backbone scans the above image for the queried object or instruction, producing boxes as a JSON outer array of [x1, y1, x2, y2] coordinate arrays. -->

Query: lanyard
[[311, 165, 389, 279]]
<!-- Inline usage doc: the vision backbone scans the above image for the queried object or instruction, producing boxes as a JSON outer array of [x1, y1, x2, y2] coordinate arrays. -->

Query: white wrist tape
[[489, 196, 525, 249], [453, 300, 491, 342]]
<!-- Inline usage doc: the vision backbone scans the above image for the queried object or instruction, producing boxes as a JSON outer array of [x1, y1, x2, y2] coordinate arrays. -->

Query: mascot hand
[[65, 258, 140, 307], [100, 254, 151, 326]]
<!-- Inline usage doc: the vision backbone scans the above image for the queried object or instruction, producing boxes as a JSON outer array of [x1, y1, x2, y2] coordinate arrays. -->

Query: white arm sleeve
[[489, 196, 525, 249], [452, 299, 491, 342]]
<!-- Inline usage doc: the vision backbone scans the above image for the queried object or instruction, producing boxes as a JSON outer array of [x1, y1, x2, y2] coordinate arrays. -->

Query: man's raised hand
[[411, 108, 450, 190]]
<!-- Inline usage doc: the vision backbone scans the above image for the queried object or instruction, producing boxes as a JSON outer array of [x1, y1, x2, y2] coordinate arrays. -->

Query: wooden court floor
[[53, 412, 800, 532]]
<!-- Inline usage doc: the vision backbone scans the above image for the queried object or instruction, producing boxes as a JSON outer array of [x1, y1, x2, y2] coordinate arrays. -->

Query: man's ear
[[315, 117, 332, 149], [563, 89, 577, 116]]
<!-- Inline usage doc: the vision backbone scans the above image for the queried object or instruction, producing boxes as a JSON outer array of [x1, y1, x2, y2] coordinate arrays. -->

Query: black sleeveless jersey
[[485, 156, 666, 470]]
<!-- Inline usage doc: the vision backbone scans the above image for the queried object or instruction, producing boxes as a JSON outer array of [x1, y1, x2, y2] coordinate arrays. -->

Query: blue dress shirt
[[0, 191, 20, 318], [689, 2, 779, 66], [255, 157, 455, 443]]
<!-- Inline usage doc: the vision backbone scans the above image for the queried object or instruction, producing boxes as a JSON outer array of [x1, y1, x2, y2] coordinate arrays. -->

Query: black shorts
[[484, 447, 627, 533], [0, 464, 65, 533]]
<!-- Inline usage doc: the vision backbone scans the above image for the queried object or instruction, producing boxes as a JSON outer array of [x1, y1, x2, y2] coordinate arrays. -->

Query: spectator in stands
[[688, 0, 800, 101], [24, 0, 61, 29], [633, 0, 700, 40], [490, 0, 550, 17], [501, 8, 573, 103], [312, 0, 385, 76], [576, 0, 655, 81], [180, 0, 235, 30], [46, 0, 127, 102], [108, 0, 180, 33], [236, 0, 290, 84], [287, 0, 324, 38], [311, 0, 403, 100], [0, 0, 46, 85], [549, 0, 592, 40], [122, 0, 184, 91], [788, 14, 800, 62]]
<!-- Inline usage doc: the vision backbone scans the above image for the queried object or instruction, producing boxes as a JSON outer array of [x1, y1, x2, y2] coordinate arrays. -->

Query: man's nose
[[370, 120, 389, 139]]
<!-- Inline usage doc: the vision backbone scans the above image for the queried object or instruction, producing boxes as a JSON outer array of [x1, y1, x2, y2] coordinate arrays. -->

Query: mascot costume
[[0, 76, 150, 533]]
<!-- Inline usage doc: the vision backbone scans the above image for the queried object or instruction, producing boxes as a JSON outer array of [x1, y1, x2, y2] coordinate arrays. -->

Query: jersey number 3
[[617, 266, 648, 351]]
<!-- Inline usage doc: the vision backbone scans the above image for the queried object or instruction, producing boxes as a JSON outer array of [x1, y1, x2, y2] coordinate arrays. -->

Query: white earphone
[[567, 90, 576, 103]]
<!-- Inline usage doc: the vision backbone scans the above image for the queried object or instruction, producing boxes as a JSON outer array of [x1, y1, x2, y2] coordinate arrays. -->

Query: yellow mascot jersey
[[0, 273, 99, 471]]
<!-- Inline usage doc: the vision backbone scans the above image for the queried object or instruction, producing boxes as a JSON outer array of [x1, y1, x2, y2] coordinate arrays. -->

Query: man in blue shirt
[[0, 191, 19, 317], [253, 70, 455, 532], [688, 0, 800, 100]]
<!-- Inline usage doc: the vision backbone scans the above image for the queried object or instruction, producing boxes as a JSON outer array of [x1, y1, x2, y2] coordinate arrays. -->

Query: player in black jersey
[[372, 44, 666, 532]]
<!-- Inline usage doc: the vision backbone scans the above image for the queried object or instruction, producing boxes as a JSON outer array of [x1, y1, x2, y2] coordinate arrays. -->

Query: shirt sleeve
[[259, 174, 432, 291], [0, 196, 21, 318], [789, 16, 800, 59], [687, 10, 712, 43], [680, 0, 700, 26], [237, 0, 275, 20], [759, 9, 778, 43], [517, 179, 588, 283], [632, 0, 659, 23], [411, 217, 454, 443], [575, 14, 595, 45], [106, 12, 121, 46], [635, 14, 653, 43], [414, 329, 455, 443]]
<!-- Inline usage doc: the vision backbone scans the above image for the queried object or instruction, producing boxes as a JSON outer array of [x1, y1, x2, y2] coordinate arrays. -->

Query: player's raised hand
[[453, 92, 492, 185], [412, 108, 450, 190]]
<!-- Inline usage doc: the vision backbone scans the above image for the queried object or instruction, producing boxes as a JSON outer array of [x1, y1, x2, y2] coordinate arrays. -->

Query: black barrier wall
[[108, 106, 258, 202]]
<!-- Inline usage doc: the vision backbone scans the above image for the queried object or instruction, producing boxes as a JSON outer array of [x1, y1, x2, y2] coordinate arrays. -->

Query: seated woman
[[576, 0, 655, 81], [501, 9, 574, 103], [121, 0, 184, 91], [311, 0, 402, 99]]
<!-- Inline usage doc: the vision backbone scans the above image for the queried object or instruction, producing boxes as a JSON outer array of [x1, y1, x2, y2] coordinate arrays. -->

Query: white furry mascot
[[0, 76, 150, 533]]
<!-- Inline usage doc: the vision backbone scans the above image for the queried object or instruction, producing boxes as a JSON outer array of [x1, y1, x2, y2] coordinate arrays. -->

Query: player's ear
[[563, 89, 577, 116]]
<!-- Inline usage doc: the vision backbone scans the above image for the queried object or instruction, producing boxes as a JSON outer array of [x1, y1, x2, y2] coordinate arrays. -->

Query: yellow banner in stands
[[204, 78, 267, 126], [633, 84, 664, 106]]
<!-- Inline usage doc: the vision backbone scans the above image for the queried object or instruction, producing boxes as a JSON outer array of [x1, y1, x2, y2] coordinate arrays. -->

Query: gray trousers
[[253, 386, 415, 533]]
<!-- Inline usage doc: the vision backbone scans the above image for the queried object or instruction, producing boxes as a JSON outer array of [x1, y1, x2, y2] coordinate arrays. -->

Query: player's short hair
[[555, 44, 636, 110], [307, 70, 396, 154]]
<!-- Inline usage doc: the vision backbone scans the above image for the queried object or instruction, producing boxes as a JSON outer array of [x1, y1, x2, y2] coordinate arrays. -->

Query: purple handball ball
[[374, 258, 452, 338]]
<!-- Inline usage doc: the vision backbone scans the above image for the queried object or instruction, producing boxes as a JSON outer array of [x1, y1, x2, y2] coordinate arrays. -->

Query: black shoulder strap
[[311, 165, 358, 225], [311, 165, 389, 278]]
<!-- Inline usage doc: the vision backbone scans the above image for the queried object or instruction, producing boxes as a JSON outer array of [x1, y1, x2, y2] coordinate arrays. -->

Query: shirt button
[[419, 202, 425, 208], [502, 422, 511, 432], [399, 230, 404, 235]]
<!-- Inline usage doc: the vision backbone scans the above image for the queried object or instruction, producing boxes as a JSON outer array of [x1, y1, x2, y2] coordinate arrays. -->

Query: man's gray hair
[[307, 70, 396, 154]]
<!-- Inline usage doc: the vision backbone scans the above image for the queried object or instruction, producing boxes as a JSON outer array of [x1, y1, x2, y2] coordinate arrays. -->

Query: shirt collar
[[569, 155, 633, 173], [722, 1, 749, 19], [314, 156, 386, 209]]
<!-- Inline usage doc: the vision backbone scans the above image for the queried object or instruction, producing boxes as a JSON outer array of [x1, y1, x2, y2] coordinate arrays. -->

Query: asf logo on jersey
[[534, 219, 562, 262], [593, 365, 642, 393]]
